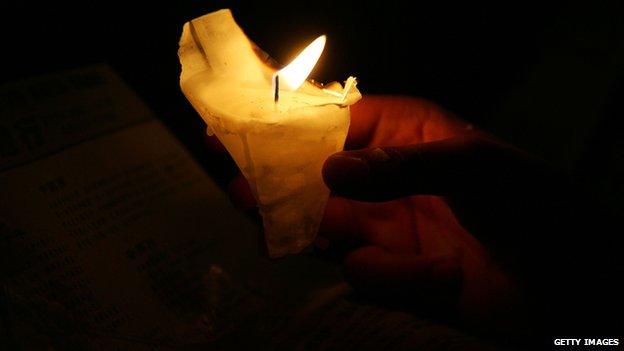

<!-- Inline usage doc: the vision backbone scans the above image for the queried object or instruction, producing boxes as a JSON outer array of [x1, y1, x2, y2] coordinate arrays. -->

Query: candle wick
[[274, 75, 279, 102]]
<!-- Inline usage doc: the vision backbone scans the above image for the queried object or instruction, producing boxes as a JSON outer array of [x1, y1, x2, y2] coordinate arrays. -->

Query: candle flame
[[278, 35, 326, 91]]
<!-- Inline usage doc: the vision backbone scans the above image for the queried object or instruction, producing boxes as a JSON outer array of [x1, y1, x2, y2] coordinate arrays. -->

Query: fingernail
[[323, 154, 370, 188], [367, 148, 391, 163]]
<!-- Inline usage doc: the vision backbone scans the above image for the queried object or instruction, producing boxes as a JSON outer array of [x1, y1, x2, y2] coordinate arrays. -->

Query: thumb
[[322, 136, 554, 201]]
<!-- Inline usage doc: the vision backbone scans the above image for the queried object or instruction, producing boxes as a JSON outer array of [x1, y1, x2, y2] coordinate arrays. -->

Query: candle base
[[212, 105, 350, 257]]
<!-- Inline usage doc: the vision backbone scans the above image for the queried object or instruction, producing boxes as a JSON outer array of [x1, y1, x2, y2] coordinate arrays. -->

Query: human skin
[[212, 95, 620, 341]]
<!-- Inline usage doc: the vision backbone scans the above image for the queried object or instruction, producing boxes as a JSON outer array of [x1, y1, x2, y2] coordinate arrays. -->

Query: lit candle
[[178, 9, 361, 257]]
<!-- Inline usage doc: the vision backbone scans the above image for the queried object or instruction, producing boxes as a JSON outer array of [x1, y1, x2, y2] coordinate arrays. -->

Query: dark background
[[1, 1, 622, 217]]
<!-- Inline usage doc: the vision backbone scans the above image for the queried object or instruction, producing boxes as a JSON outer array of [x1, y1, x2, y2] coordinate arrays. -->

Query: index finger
[[346, 95, 466, 150]]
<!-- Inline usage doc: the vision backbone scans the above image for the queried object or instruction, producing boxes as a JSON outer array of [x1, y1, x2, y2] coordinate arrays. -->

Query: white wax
[[179, 9, 361, 257]]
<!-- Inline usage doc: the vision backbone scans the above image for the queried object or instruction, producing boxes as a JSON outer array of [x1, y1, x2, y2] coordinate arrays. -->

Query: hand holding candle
[[178, 9, 361, 257]]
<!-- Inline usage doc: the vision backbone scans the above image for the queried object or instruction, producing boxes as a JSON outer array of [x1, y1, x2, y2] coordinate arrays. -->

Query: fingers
[[344, 246, 462, 311], [207, 94, 466, 152], [346, 95, 387, 149], [323, 135, 553, 201], [347, 95, 468, 149]]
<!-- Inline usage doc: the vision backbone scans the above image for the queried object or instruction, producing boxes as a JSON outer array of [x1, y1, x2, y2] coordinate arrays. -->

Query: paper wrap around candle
[[178, 9, 361, 257]]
